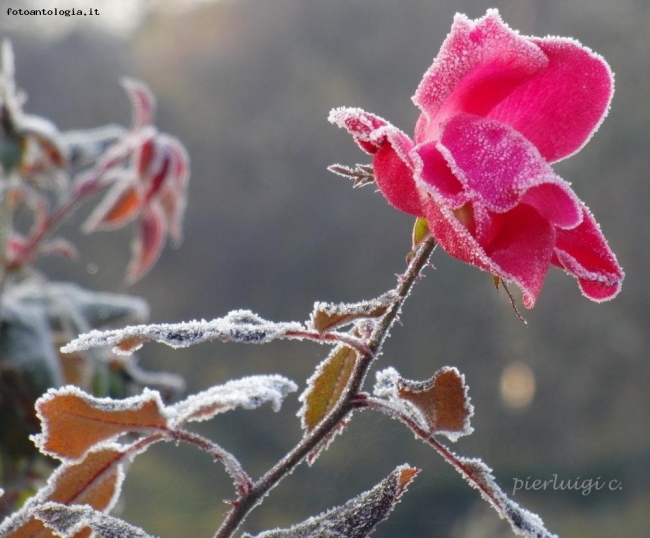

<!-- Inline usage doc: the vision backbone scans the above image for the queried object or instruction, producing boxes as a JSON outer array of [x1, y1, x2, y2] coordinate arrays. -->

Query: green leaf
[[299, 344, 357, 432], [411, 217, 430, 250]]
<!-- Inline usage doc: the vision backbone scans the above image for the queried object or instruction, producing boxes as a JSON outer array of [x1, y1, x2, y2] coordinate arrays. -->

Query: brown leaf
[[310, 291, 397, 334], [299, 344, 357, 433], [35, 387, 168, 461], [397, 367, 473, 440], [1, 446, 129, 538], [244, 464, 419, 538]]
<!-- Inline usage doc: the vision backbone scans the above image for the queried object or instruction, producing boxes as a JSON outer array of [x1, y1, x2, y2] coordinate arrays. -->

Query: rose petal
[[423, 196, 554, 308], [413, 141, 466, 209], [484, 204, 556, 308], [521, 183, 583, 230], [328, 107, 392, 155], [413, 10, 547, 142], [489, 37, 613, 163], [552, 204, 623, 301], [372, 144, 422, 216], [329, 107, 421, 215], [436, 114, 582, 228]]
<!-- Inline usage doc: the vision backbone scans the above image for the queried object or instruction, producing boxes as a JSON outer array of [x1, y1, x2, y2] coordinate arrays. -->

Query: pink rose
[[330, 10, 623, 308]]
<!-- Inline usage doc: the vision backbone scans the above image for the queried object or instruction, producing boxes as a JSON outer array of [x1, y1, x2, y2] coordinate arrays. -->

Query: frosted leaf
[[0, 444, 130, 537], [61, 310, 304, 355], [35, 502, 155, 538], [170, 375, 298, 426], [33, 386, 168, 461], [243, 464, 419, 538], [306, 419, 349, 467], [454, 455, 557, 538], [122, 78, 156, 131], [0, 294, 64, 396], [298, 343, 358, 433], [10, 280, 150, 331], [373, 367, 474, 442], [61, 124, 127, 169], [309, 291, 398, 334]]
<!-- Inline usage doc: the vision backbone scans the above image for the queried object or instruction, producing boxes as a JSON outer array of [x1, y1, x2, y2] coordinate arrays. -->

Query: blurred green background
[[1, 0, 648, 536]]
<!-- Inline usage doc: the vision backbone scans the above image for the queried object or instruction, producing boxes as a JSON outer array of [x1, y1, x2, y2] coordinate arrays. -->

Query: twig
[[213, 236, 437, 538]]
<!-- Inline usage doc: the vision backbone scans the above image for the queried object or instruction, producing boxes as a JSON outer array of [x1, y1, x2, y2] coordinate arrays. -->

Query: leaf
[[411, 217, 431, 250], [170, 375, 297, 426], [126, 202, 166, 284], [0, 296, 64, 398], [243, 464, 419, 538], [306, 418, 349, 467], [35, 502, 156, 538], [452, 455, 557, 538], [121, 78, 155, 130], [156, 135, 190, 245], [0, 445, 131, 538], [299, 344, 357, 433], [61, 310, 305, 356], [34, 386, 168, 461], [374, 367, 474, 442], [407, 217, 433, 263], [10, 280, 150, 330], [82, 183, 143, 233], [309, 291, 398, 334]]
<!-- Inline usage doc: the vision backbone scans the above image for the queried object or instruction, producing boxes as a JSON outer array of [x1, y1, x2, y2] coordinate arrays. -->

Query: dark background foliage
[[1, 0, 648, 536]]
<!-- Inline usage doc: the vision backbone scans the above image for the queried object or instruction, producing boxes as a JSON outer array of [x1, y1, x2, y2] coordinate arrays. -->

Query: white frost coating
[[244, 464, 416, 538], [35, 502, 156, 538], [0, 442, 127, 536], [61, 309, 305, 355], [170, 375, 298, 427], [456, 455, 557, 538], [373, 367, 474, 442], [32, 386, 166, 460], [309, 290, 398, 332]]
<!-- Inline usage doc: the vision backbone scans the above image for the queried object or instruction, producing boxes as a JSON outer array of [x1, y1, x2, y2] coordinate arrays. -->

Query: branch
[[213, 236, 437, 538]]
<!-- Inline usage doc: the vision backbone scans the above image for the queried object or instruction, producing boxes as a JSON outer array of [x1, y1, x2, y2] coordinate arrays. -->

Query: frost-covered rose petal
[[329, 107, 422, 215], [413, 10, 548, 141], [331, 9, 623, 306]]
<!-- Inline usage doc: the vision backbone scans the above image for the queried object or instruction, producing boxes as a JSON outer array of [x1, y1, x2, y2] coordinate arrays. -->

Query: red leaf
[[83, 183, 143, 233], [126, 203, 166, 283], [121, 79, 155, 131]]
